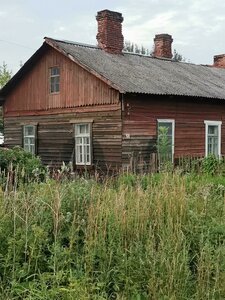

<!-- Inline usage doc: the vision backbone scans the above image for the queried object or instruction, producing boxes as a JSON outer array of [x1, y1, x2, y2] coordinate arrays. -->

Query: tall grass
[[0, 173, 225, 299]]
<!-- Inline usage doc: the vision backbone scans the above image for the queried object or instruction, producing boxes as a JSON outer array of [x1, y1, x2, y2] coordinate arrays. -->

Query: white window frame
[[204, 120, 222, 157], [50, 66, 60, 93], [157, 119, 175, 162], [23, 125, 36, 155], [74, 123, 92, 166]]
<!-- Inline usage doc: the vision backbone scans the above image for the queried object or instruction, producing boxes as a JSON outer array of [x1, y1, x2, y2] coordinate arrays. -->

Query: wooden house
[[1, 9, 225, 172]]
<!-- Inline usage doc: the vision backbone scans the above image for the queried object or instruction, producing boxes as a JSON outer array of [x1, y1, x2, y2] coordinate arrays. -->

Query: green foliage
[[201, 154, 221, 175], [157, 126, 170, 155], [0, 173, 224, 298], [0, 146, 46, 182], [0, 62, 12, 88], [0, 62, 12, 134], [157, 126, 173, 171], [173, 49, 187, 62], [123, 40, 151, 55]]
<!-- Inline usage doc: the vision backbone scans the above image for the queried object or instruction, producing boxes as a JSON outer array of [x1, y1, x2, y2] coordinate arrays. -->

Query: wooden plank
[[4, 47, 120, 114], [122, 94, 225, 162], [4, 109, 122, 170]]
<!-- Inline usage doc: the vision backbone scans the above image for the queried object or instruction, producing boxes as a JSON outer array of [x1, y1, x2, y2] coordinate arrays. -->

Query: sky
[[1, 0, 225, 74]]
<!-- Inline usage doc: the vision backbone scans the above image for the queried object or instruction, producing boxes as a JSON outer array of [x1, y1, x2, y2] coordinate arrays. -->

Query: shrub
[[0, 146, 46, 181], [201, 154, 220, 175]]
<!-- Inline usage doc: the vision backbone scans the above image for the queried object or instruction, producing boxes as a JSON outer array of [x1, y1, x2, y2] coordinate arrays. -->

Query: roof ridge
[[45, 38, 216, 67], [44, 37, 98, 49]]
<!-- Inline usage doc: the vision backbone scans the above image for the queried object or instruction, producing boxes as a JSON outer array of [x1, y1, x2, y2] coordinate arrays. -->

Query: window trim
[[157, 119, 175, 162], [23, 125, 37, 155], [74, 123, 92, 166], [204, 120, 222, 157], [49, 66, 60, 94]]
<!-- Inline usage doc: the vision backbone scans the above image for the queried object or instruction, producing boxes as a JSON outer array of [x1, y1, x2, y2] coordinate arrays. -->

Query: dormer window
[[50, 67, 60, 93]]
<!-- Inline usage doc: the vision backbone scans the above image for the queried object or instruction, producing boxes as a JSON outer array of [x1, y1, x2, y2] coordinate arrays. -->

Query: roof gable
[[0, 43, 48, 99], [49, 38, 225, 100]]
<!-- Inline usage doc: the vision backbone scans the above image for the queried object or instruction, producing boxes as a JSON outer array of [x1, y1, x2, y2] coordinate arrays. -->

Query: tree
[[0, 62, 12, 88], [123, 40, 151, 55], [0, 62, 12, 135], [0, 106, 3, 135], [173, 49, 186, 62], [124, 42, 186, 61]]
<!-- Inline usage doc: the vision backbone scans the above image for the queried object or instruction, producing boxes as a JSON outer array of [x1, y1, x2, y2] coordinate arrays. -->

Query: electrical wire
[[0, 39, 35, 50]]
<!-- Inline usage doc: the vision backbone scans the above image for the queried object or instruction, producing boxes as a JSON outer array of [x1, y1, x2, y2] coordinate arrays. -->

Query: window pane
[[30, 145, 35, 155], [79, 124, 87, 134], [51, 67, 59, 75], [24, 144, 29, 152], [208, 136, 218, 156], [158, 122, 172, 136], [76, 137, 82, 145], [25, 126, 35, 136], [84, 137, 90, 145], [55, 83, 59, 93], [208, 125, 218, 136]]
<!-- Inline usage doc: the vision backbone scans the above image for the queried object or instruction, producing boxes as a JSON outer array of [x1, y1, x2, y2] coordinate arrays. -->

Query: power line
[[0, 39, 35, 50]]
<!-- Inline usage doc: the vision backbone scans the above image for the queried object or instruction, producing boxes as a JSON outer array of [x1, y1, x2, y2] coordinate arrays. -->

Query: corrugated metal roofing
[[48, 37, 225, 100]]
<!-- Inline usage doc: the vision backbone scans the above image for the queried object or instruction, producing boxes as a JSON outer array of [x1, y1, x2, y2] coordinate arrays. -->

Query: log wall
[[4, 105, 122, 171]]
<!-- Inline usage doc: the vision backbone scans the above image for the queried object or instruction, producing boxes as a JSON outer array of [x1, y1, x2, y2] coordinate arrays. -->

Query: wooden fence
[[123, 152, 206, 173]]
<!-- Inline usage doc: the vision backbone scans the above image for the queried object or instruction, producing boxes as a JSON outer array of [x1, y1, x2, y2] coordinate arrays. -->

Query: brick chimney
[[96, 9, 124, 54], [153, 34, 173, 59], [213, 54, 225, 68]]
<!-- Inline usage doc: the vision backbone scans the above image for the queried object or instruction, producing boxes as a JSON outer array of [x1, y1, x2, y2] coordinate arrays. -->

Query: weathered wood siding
[[122, 94, 225, 166], [4, 46, 119, 114], [4, 106, 122, 170]]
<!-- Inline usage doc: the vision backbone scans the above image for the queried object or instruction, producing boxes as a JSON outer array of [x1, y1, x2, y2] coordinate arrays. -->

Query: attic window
[[50, 67, 60, 93]]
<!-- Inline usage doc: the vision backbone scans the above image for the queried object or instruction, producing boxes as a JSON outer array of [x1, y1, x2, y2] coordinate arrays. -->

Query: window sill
[[49, 92, 60, 95], [76, 164, 92, 167]]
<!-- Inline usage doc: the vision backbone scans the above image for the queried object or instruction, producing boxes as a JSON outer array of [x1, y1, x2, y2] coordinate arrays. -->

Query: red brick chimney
[[213, 54, 225, 68], [96, 9, 124, 54], [153, 34, 173, 59]]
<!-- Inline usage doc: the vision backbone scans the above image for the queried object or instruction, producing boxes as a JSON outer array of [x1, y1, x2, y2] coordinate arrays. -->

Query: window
[[50, 67, 60, 93], [75, 123, 91, 165], [157, 119, 175, 162], [204, 121, 222, 157], [23, 125, 36, 155]]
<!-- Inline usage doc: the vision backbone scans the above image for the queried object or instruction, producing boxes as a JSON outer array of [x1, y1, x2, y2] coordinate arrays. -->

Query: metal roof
[[47, 37, 225, 100]]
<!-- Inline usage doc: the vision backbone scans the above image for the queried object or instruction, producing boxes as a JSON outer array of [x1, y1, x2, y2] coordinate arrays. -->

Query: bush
[[201, 154, 221, 175], [0, 146, 46, 181]]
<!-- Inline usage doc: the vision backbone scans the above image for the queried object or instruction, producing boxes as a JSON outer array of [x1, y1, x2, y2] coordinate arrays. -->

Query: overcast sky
[[1, 0, 225, 74]]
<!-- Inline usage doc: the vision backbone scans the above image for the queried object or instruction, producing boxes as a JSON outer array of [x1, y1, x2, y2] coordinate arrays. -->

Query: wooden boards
[[4, 108, 122, 171]]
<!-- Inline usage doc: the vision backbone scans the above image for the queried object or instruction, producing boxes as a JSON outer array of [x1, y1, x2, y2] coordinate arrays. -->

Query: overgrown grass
[[0, 172, 225, 299]]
